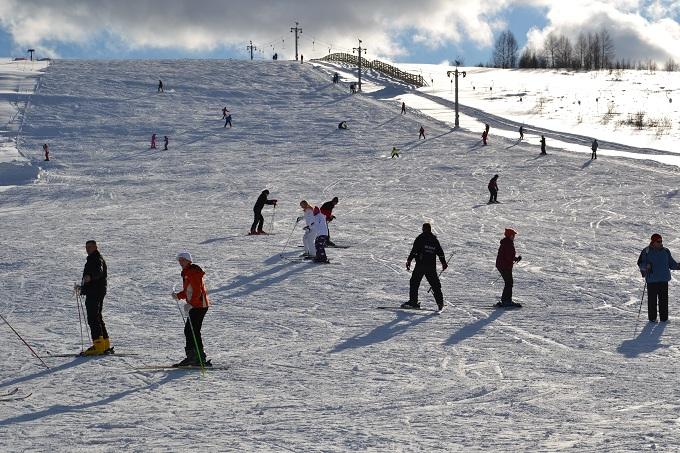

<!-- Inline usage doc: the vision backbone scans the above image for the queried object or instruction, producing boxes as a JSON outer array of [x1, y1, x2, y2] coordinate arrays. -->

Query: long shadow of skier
[[581, 159, 593, 168], [330, 310, 436, 353], [0, 358, 85, 390], [0, 372, 180, 426], [616, 322, 669, 358], [444, 309, 504, 346], [209, 259, 311, 299]]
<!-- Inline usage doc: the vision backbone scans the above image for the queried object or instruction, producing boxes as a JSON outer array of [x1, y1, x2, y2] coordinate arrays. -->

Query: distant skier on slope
[[519, 125, 524, 141], [401, 223, 447, 311], [76, 240, 111, 355], [250, 190, 277, 235], [391, 146, 400, 158], [298, 200, 317, 258], [488, 174, 499, 204], [419, 126, 425, 139], [338, 121, 348, 130], [495, 229, 522, 307], [401, 102, 406, 114], [313, 206, 330, 263], [43, 143, 49, 161], [482, 129, 488, 146], [150, 133, 157, 149], [332, 72, 339, 83], [172, 251, 211, 367], [637, 233, 680, 322], [222, 107, 228, 119], [320, 197, 339, 247], [591, 139, 598, 160], [540, 135, 547, 155], [163, 136, 169, 151], [224, 111, 232, 128], [158, 79, 164, 93]]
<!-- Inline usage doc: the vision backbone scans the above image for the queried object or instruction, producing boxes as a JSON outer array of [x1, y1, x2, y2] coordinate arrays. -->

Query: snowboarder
[[401, 102, 406, 114], [43, 143, 49, 161], [401, 223, 448, 311], [222, 107, 228, 119], [298, 200, 317, 258], [495, 229, 522, 307], [320, 197, 338, 247], [637, 234, 680, 322], [540, 135, 547, 155], [313, 206, 330, 263], [224, 112, 232, 128], [172, 251, 210, 367], [338, 121, 348, 130], [591, 139, 598, 160], [391, 146, 400, 158], [250, 190, 277, 235], [482, 129, 488, 146], [150, 133, 157, 149], [76, 240, 110, 355], [163, 136, 169, 151], [419, 126, 425, 139], [488, 174, 499, 204], [158, 79, 163, 93], [519, 125, 524, 140]]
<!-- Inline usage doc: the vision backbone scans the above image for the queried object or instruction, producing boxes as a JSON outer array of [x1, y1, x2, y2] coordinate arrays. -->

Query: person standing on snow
[[419, 126, 426, 139], [222, 107, 228, 119], [150, 133, 157, 149], [488, 174, 499, 204], [298, 200, 317, 258], [172, 251, 210, 367], [313, 206, 330, 263], [591, 139, 598, 160], [482, 129, 488, 146], [250, 190, 277, 235], [540, 135, 547, 155], [158, 79, 164, 93], [637, 234, 680, 322], [320, 197, 339, 247], [519, 125, 524, 140], [224, 111, 232, 128], [401, 223, 447, 311], [43, 143, 49, 161], [391, 146, 400, 158], [401, 102, 406, 114], [76, 240, 110, 355], [495, 229, 522, 307], [163, 136, 169, 151]]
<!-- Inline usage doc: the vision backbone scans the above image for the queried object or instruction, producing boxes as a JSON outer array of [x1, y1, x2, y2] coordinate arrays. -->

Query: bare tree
[[492, 30, 519, 69], [599, 28, 615, 69], [576, 32, 588, 69], [665, 58, 677, 72], [543, 33, 559, 68]]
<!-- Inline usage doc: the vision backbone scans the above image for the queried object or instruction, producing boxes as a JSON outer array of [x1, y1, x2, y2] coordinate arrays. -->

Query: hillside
[[1, 59, 680, 451]]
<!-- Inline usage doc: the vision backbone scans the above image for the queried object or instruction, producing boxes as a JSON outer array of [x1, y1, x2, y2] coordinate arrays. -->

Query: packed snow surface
[[1, 59, 680, 451]]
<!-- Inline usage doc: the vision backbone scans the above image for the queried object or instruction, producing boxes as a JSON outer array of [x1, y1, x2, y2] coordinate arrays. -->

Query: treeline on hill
[[490, 29, 677, 72]]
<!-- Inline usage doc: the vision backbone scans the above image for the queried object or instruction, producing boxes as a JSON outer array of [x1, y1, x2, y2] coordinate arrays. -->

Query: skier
[[350, 83, 356, 94], [298, 200, 316, 258], [338, 121, 348, 130], [222, 107, 228, 119], [519, 125, 524, 141], [273, 53, 278, 60], [591, 139, 598, 160], [150, 133, 157, 149], [391, 146, 400, 158], [300, 54, 304, 64], [312, 206, 330, 263], [76, 240, 110, 355], [495, 229, 522, 307], [332, 72, 339, 83], [637, 234, 680, 322], [250, 190, 277, 235], [540, 135, 547, 155], [163, 136, 169, 151], [401, 223, 447, 311], [488, 174, 499, 204], [320, 197, 338, 247], [419, 126, 425, 139], [158, 79, 163, 93], [482, 129, 488, 146], [172, 251, 210, 367], [401, 102, 406, 114], [43, 143, 49, 161], [224, 111, 232, 128]]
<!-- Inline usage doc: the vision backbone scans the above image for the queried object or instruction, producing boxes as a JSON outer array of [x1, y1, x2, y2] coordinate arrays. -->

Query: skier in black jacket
[[250, 190, 277, 234], [402, 223, 448, 310], [320, 197, 338, 246], [78, 240, 110, 355]]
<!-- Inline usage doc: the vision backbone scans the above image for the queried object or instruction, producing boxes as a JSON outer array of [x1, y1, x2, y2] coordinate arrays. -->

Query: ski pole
[[0, 313, 50, 369], [428, 252, 455, 293], [74, 284, 84, 353], [279, 218, 300, 257], [270, 205, 277, 234], [634, 281, 647, 336]]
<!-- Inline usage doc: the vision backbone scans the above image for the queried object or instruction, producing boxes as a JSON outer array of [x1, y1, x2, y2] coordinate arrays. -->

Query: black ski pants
[[498, 268, 513, 302], [489, 188, 498, 203], [409, 265, 443, 306], [251, 209, 264, 232], [647, 282, 669, 322], [85, 293, 108, 340], [185, 307, 208, 359], [315, 235, 328, 262]]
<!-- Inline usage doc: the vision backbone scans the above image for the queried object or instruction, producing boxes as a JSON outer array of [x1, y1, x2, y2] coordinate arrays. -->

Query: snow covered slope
[[1, 59, 680, 451]]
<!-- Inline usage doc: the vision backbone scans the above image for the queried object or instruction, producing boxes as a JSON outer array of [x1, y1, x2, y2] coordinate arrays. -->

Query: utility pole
[[246, 41, 257, 60], [447, 60, 466, 128], [290, 21, 302, 61], [352, 39, 365, 92], [27, 49, 35, 61]]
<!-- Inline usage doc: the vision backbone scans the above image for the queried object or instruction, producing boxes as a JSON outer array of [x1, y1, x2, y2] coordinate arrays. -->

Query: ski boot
[[400, 301, 421, 310]]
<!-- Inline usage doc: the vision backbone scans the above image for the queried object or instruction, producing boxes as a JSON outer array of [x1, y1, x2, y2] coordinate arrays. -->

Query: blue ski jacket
[[637, 246, 680, 283]]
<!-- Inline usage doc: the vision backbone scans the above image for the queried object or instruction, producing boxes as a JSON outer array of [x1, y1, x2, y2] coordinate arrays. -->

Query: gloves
[[73, 284, 82, 296], [184, 303, 193, 315], [171, 292, 179, 300], [330, 215, 336, 221], [406, 260, 411, 271], [441, 262, 448, 271], [272, 200, 278, 206], [296, 216, 303, 223], [641, 270, 647, 277], [303, 226, 310, 231], [514, 256, 522, 263]]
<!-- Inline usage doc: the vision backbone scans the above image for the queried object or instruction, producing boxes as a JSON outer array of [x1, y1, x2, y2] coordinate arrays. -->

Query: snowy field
[[2, 59, 680, 451]]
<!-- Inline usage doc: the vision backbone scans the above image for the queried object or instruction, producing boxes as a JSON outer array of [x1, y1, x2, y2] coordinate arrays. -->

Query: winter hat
[[332, 197, 339, 203], [422, 223, 432, 233], [263, 190, 269, 195], [651, 233, 662, 243], [504, 228, 517, 238], [300, 200, 309, 208], [176, 251, 192, 262]]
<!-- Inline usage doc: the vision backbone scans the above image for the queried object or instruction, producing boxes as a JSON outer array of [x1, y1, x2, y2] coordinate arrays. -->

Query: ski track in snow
[[0, 59, 680, 451]]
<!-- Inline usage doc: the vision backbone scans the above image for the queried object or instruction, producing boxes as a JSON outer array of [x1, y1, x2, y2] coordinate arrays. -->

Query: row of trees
[[492, 29, 677, 72]]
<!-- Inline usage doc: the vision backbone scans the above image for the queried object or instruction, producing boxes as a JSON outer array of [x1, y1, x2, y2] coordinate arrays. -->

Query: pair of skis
[[0, 387, 32, 402]]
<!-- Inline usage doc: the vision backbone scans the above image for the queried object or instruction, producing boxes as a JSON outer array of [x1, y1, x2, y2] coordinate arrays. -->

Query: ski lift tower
[[27, 49, 35, 61], [447, 60, 466, 128]]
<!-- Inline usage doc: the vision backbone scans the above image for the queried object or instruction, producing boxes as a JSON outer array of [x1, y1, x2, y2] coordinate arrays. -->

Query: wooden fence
[[318, 53, 426, 87]]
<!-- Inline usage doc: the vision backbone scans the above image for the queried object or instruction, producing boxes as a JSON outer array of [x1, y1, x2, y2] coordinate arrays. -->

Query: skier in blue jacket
[[637, 233, 680, 322]]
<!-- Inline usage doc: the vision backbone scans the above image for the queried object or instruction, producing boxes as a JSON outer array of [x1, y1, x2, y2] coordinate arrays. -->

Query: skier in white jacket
[[313, 206, 329, 263], [298, 200, 317, 257]]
